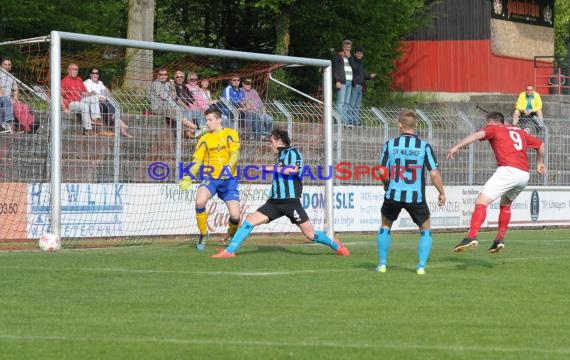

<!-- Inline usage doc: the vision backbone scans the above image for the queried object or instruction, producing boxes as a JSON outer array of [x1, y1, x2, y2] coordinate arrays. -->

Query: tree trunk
[[274, 4, 292, 56], [124, 0, 155, 91]]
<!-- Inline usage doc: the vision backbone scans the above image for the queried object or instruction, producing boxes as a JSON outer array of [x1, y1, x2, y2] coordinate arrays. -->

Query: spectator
[[84, 66, 132, 138], [197, 78, 216, 108], [172, 70, 201, 138], [349, 47, 376, 126], [1, 58, 38, 134], [61, 63, 101, 136], [150, 68, 197, 138], [332, 39, 354, 126], [242, 78, 273, 140], [0, 57, 18, 133], [220, 76, 246, 128], [512, 85, 545, 134], [184, 71, 207, 126]]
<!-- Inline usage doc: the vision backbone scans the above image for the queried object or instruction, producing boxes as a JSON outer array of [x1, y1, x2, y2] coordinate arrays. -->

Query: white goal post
[[48, 30, 335, 240]]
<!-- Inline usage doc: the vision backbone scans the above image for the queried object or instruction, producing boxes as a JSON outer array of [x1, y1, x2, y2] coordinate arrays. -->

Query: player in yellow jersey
[[179, 107, 241, 250]]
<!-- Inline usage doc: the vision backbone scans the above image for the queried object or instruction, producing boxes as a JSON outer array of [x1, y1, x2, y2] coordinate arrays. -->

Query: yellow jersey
[[192, 127, 240, 178]]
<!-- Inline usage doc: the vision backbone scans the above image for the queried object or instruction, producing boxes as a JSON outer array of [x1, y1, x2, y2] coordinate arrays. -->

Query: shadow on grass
[[352, 262, 421, 274], [238, 244, 334, 257], [442, 255, 495, 270]]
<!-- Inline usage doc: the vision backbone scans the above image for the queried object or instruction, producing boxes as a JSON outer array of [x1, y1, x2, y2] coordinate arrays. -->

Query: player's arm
[[277, 164, 299, 175], [429, 169, 446, 206], [227, 133, 240, 169], [179, 141, 206, 190], [447, 130, 486, 159], [378, 141, 390, 190], [536, 142, 546, 174]]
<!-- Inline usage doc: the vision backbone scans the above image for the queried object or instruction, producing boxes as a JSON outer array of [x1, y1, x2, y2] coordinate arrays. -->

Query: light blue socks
[[313, 230, 337, 251], [226, 220, 254, 253], [377, 227, 391, 266], [417, 230, 432, 269]]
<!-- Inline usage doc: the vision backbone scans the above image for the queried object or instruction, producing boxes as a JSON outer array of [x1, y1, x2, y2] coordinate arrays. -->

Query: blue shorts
[[199, 177, 240, 202]]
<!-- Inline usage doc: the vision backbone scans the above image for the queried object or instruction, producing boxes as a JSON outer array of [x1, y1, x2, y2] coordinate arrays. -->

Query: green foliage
[[0, 0, 127, 40], [288, 0, 431, 101], [555, 0, 570, 61], [1, 0, 432, 99]]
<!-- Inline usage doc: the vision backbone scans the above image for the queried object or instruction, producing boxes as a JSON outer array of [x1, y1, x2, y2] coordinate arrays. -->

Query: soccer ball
[[38, 233, 62, 252]]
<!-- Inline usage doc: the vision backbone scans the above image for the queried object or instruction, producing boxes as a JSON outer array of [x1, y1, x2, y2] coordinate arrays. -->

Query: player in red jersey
[[447, 112, 545, 253]]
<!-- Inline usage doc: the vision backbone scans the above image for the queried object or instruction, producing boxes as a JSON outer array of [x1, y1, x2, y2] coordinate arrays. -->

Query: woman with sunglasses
[[84, 66, 132, 138]]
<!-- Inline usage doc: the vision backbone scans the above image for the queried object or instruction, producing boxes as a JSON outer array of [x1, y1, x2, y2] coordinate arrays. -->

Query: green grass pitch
[[1, 229, 569, 359]]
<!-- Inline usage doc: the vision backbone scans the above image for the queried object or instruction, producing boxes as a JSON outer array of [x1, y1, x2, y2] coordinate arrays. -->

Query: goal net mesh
[[0, 36, 328, 249]]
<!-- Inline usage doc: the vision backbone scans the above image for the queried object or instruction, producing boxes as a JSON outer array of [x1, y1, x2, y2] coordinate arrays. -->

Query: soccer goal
[[0, 31, 335, 246]]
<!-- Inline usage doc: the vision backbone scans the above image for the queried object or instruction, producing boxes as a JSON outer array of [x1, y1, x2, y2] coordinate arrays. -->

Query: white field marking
[[1, 254, 569, 277], [0, 334, 569, 355], [0, 265, 364, 277]]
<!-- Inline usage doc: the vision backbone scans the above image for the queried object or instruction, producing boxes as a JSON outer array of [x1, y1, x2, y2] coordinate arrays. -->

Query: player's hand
[[537, 163, 546, 174], [438, 193, 446, 207], [178, 175, 193, 191], [446, 148, 458, 160]]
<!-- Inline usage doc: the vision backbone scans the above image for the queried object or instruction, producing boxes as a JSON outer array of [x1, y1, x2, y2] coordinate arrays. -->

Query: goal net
[[0, 32, 334, 249]]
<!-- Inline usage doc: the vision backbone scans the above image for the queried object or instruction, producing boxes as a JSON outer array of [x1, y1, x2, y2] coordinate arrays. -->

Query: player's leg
[[224, 199, 241, 243], [453, 192, 492, 252], [282, 200, 349, 255], [454, 169, 507, 252], [490, 169, 528, 253], [376, 215, 393, 273], [489, 196, 511, 254], [297, 220, 350, 256], [218, 178, 241, 244], [195, 183, 214, 250], [409, 203, 432, 274], [496, 196, 513, 241], [213, 211, 269, 257], [377, 199, 401, 272]]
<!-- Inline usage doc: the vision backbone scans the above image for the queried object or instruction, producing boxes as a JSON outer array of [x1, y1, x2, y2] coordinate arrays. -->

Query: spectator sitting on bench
[[172, 70, 202, 138], [150, 67, 197, 138], [61, 63, 102, 136], [512, 84, 545, 133], [84, 66, 132, 138]]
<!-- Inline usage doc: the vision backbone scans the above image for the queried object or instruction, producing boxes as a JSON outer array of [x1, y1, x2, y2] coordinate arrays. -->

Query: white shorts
[[481, 166, 530, 201]]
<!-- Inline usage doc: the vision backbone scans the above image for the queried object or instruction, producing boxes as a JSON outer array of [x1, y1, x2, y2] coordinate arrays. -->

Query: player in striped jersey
[[376, 110, 446, 275], [212, 128, 350, 258]]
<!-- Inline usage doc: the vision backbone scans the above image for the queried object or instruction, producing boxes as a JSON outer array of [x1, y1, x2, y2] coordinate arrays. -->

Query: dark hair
[[486, 111, 505, 124], [88, 66, 100, 76], [270, 128, 291, 147], [205, 106, 222, 119]]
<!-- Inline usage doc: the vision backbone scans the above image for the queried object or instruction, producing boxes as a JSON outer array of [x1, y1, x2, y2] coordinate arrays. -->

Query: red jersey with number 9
[[480, 124, 543, 172]]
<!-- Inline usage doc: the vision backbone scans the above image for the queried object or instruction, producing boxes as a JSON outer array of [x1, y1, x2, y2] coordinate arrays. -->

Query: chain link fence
[[1, 87, 567, 187]]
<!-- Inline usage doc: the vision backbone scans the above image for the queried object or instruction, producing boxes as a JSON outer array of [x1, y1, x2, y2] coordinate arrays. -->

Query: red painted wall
[[392, 40, 552, 94]]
